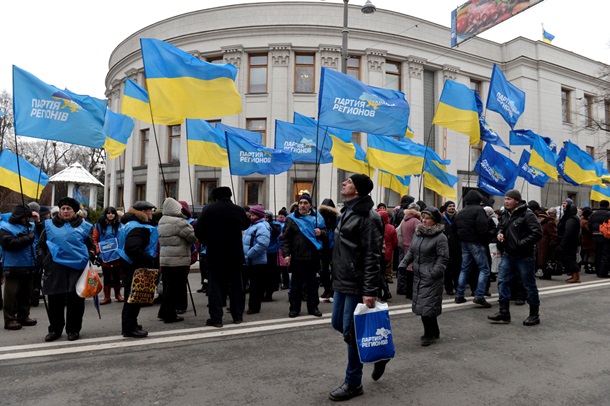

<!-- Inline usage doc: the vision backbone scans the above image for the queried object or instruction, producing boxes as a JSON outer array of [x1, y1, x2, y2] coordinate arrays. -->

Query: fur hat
[[57, 197, 80, 212], [249, 204, 266, 218], [505, 189, 522, 202], [212, 186, 232, 200], [349, 174, 374, 196], [133, 200, 156, 211], [421, 206, 441, 224], [11, 204, 33, 221]]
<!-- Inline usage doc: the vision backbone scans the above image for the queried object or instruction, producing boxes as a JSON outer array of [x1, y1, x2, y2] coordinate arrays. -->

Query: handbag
[[353, 301, 396, 363], [99, 238, 119, 263], [545, 260, 564, 276], [76, 263, 103, 298], [127, 268, 159, 304]]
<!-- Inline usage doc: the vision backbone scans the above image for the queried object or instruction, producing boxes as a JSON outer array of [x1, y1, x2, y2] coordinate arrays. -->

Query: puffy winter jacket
[[243, 219, 271, 266], [158, 198, 198, 268], [497, 201, 542, 258]]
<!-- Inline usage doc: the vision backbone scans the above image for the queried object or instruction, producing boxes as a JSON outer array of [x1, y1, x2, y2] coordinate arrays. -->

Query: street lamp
[[341, 0, 376, 74]]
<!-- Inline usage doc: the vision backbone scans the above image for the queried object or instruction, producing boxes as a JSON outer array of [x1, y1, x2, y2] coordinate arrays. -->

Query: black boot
[[523, 305, 540, 326], [488, 301, 511, 323]]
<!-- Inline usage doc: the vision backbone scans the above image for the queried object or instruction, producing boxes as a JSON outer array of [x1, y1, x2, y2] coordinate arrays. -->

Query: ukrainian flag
[[215, 122, 263, 145], [529, 134, 558, 180], [185, 119, 228, 168], [0, 149, 49, 199], [423, 159, 458, 200], [378, 170, 410, 196], [330, 135, 371, 174], [542, 26, 555, 44], [122, 78, 152, 124], [366, 134, 424, 176], [432, 80, 480, 145], [140, 38, 242, 125], [102, 110, 134, 159], [591, 184, 610, 202], [405, 124, 415, 139], [564, 141, 602, 185]]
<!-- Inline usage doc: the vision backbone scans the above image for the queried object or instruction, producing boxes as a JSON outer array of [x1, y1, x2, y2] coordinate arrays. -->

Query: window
[[247, 118, 267, 145], [606, 150, 610, 172], [605, 100, 610, 131], [384, 61, 400, 91], [295, 54, 315, 93], [116, 186, 124, 209], [245, 180, 264, 206], [164, 182, 177, 199], [293, 181, 313, 203], [586, 146, 595, 158], [140, 129, 149, 166], [200, 180, 218, 205], [562, 88, 571, 123], [347, 57, 360, 81], [168, 125, 180, 163], [135, 183, 146, 201], [584, 95, 594, 127], [248, 54, 268, 93], [470, 80, 481, 95]]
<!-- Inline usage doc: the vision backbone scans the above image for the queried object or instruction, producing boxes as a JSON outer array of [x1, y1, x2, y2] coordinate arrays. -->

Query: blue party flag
[[225, 131, 292, 176], [517, 150, 549, 187], [474, 144, 519, 195], [486, 64, 526, 129], [274, 120, 332, 164]]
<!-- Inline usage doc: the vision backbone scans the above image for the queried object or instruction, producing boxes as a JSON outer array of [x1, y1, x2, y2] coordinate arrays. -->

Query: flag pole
[[33, 139, 50, 202], [418, 125, 435, 201]]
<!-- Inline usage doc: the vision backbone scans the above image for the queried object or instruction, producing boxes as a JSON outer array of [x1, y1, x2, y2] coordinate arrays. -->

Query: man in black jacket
[[194, 187, 250, 327], [488, 189, 543, 326], [589, 200, 610, 278], [329, 174, 384, 402], [454, 190, 492, 307]]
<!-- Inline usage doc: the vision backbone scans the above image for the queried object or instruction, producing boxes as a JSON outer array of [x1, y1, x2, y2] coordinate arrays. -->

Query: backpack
[[600, 219, 610, 239]]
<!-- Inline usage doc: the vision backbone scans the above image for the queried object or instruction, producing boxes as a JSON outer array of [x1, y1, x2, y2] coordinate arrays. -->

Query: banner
[[274, 120, 332, 164], [486, 64, 526, 129], [474, 143, 518, 195], [225, 131, 292, 176], [517, 150, 549, 187]]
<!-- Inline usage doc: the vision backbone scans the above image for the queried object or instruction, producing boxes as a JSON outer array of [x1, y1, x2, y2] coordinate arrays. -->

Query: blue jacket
[[243, 219, 271, 266]]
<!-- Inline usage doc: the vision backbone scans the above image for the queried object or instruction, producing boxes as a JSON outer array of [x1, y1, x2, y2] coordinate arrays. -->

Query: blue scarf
[[287, 211, 326, 250]]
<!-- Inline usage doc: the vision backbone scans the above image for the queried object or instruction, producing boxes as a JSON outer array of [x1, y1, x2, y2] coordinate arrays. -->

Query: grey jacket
[[400, 223, 449, 317], [158, 198, 197, 268]]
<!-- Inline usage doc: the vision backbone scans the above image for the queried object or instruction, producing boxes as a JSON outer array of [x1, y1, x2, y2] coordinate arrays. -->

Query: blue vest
[[0, 222, 36, 268], [116, 221, 158, 264], [96, 223, 123, 263], [45, 219, 92, 270]]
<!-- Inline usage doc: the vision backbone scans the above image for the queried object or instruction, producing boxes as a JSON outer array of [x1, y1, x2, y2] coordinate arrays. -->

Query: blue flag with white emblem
[[517, 150, 549, 187], [474, 144, 519, 195], [318, 67, 410, 137], [12, 66, 107, 148], [225, 131, 292, 176], [486, 64, 526, 129], [274, 120, 333, 164]]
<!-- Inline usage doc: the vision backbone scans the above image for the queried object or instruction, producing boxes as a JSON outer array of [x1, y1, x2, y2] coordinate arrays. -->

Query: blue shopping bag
[[353, 301, 395, 363]]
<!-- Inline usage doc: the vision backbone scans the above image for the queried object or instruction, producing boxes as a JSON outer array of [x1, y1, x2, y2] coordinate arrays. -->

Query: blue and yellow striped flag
[[102, 109, 134, 159], [591, 184, 610, 202], [564, 141, 601, 185], [185, 119, 228, 168], [529, 134, 558, 180], [378, 170, 410, 196], [366, 134, 425, 176], [122, 78, 152, 124], [432, 80, 480, 145], [140, 38, 242, 125], [0, 149, 49, 199], [423, 159, 458, 200]]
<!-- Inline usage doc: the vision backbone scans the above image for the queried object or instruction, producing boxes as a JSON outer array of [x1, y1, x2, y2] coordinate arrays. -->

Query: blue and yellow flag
[[423, 159, 458, 200], [518, 150, 549, 188], [140, 38, 242, 125], [563, 141, 601, 185], [318, 67, 410, 137], [0, 149, 49, 199], [378, 170, 410, 196], [215, 122, 263, 145], [366, 134, 425, 176], [102, 110, 134, 159], [479, 117, 512, 152], [122, 78, 152, 124], [13, 66, 107, 148], [474, 144, 519, 195], [542, 25, 555, 44], [556, 147, 579, 187], [529, 134, 557, 180], [486, 64, 526, 129], [185, 119, 228, 168], [433, 80, 480, 145], [509, 129, 556, 152], [225, 131, 292, 176], [275, 120, 332, 164], [591, 184, 610, 202]]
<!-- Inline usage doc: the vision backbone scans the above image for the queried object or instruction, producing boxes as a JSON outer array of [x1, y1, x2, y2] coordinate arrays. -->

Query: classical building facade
[[104, 1, 610, 212]]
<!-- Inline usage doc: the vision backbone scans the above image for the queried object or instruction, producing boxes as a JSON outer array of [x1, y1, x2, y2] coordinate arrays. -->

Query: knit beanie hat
[[298, 193, 313, 205], [505, 189, 522, 202], [249, 204, 266, 218], [349, 174, 374, 196], [27, 202, 41, 212]]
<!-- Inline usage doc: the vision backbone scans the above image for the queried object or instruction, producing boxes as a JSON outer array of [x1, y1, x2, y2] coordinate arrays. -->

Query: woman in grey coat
[[398, 206, 449, 347], [157, 198, 197, 323]]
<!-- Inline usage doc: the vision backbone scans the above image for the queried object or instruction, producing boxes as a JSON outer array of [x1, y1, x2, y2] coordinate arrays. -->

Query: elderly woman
[[242, 205, 271, 315], [398, 207, 449, 347], [37, 197, 95, 342]]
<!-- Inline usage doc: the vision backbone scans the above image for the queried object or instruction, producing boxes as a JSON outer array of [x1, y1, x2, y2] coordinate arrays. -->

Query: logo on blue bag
[[360, 326, 392, 348]]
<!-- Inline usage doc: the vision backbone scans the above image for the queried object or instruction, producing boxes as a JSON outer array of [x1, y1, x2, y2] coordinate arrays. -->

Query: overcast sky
[[1, 0, 609, 100]]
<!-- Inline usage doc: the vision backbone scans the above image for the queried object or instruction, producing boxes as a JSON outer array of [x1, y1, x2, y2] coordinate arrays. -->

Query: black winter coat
[[120, 210, 157, 270], [557, 205, 580, 252], [497, 201, 542, 258], [331, 196, 383, 296], [589, 208, 610, 242], [280, 210, 326, 261], [454, 204, 489, 244]]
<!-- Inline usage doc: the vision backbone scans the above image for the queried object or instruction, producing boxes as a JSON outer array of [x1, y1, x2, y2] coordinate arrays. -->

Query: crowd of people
[[1, 175, 610, 401]]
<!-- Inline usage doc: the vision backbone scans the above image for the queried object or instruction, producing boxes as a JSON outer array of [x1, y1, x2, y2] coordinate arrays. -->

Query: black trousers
[[3, 272, 33, 324], [264, 253, 280, 298], [595, 241, 610, 277], [245, 264, 266, 312], [158, 266, 189, 320], [208, 263, 245, 323], [288, 259, 319, 314], [47, 291, 85, 334], [421, 315, 439, 338]]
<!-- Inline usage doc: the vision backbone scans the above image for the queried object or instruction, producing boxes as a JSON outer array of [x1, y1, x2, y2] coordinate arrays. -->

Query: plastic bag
[[76, 263, 103, 298], [353, 301, 395, 363]]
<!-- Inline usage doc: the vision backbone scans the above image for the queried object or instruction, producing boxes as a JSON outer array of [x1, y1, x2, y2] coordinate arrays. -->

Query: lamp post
[[341, 0, 376, 74]]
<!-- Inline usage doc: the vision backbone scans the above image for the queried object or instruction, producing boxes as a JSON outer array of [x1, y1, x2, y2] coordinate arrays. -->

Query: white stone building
[[104, 1, 610, 213]]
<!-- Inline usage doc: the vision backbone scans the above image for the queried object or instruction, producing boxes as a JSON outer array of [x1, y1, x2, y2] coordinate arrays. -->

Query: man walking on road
[[329, 174, 384, 402], [194, 187, 250, 327], [488, 189, 543, 326]]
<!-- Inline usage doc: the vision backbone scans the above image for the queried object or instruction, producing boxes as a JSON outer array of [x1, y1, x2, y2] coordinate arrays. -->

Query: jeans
[[497, 254, 540, 306], [456, 242, 490, 299], [331, 291, 363, 387]]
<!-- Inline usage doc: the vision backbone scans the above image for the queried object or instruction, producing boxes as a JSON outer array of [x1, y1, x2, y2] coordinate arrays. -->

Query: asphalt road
[[1, 272, 610, 406]]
